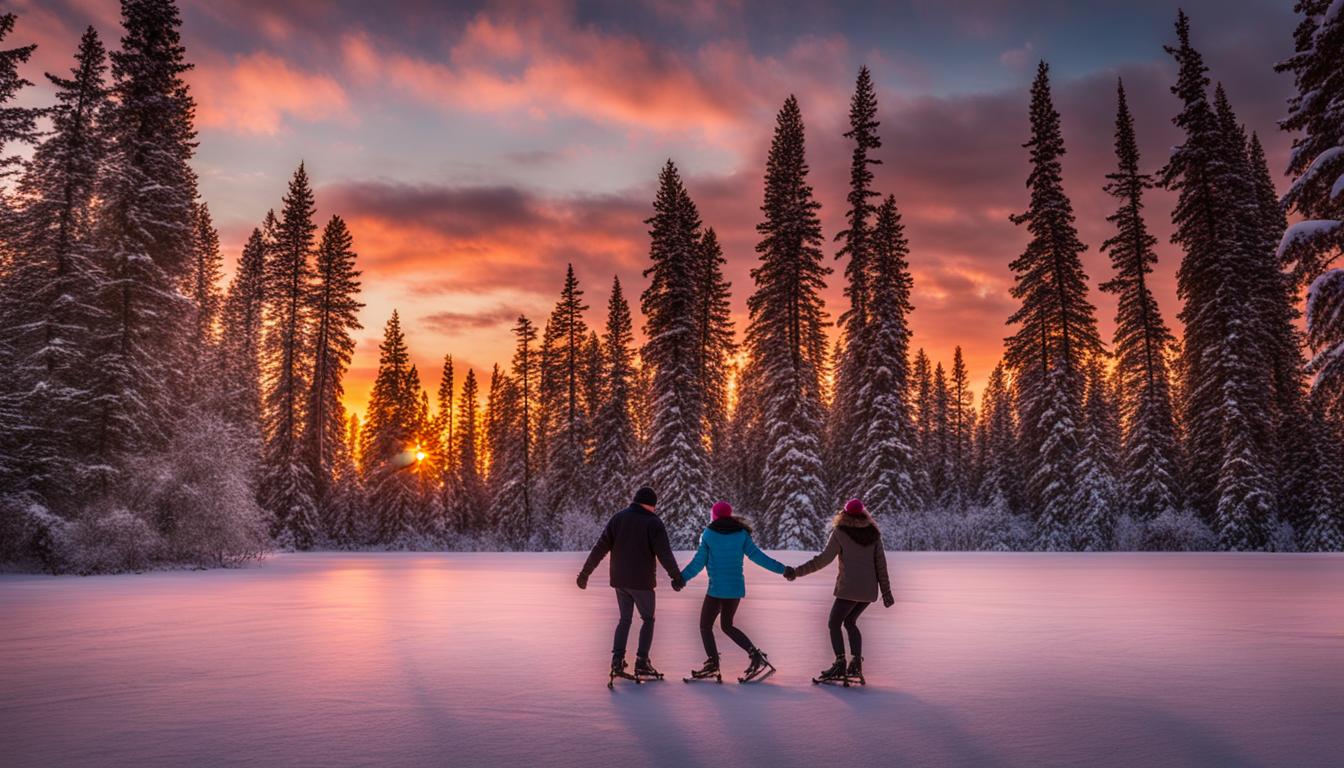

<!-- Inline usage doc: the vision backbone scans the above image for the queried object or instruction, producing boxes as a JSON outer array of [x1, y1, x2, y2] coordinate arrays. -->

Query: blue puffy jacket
[[680, 517, 786, 599]]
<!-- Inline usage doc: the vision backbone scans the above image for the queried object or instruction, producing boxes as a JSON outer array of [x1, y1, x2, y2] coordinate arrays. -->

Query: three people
[[680, 500, 786, 682], [577, 489, 893, 685]]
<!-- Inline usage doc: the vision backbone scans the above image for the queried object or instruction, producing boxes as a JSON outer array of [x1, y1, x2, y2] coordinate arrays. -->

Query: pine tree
[[829, 66, 883, 502], [0, 12, 38, 182], [302, 215, 363, 519], [946, 347, 974, 509], [641, 161, 711, 546], [912, 348, 935, 505], [218, 228, 266, 436], [929, 362, 951, 502], [1074, 356, 1121, 549], [1160, 13, 1274, 548], [695, 227, 736, 478], [434, 354, 455, 510], [0, 27, 109, 501], [490, 317, 538, 547], [87, 0, 199, 485], [854, 196, 920, 519], [540, 265, 590, 548], [260, 163, 318, 548], [184, 201, 222, 403], [361, 312, 423, 546], [745, 96, 831, 548], [1098, 80, 1181, 520], [1004, 61, 1102, 545], [449, 368, 486, 532], [591, 276, 640, 515], [1301, 394, 1344, 550], [975, 361, 1020, 511]]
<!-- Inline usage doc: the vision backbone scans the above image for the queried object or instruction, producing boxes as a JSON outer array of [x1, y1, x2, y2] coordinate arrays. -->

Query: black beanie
[[633, 487, 657, 506]]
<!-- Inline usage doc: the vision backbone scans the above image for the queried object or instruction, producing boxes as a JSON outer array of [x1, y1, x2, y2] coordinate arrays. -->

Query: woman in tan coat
[[785, 498, 893, 683]]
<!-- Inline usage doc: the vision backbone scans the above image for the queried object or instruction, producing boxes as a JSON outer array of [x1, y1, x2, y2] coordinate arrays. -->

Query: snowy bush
[[0, 495, 72, 574], [883, 505, 1034, 551], [1140, 509, 1216, 551], [65, 504, 163, 574], [558, 510, 605, 552]]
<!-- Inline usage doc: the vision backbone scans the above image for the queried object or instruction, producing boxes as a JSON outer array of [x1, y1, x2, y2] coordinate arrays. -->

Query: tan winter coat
[[794, 514, 892, 603]]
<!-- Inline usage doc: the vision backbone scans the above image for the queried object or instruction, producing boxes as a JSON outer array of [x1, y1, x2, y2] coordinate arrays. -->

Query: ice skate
[[812, 655, 851, 687], [738, 648, 776, 683], [683, 656, 722, 683], [633, 656, 665, 681]]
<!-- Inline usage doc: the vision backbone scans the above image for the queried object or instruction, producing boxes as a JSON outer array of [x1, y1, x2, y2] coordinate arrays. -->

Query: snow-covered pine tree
[[945, 347, 974, 509], [538, 265, 590, 548], [1004, 61, 1102, 547], [1098, 79, 1181, 521], [87, 0, 199, 486], [975, 361, 1020, 512], [361, 312, 423, 546], [828, 66, 882, 503], [449, 368, 486, 532], [695, 227, 736, 483], [0, 27, 109, 503], [434, 354, 455, 512], [320, 412, 364, 548], [260, 163, 318, 548], [1073, 356, 1121, 549], [302, 215, 363, 520], [854, 195, 920, 520], [184, 201, 222, 403], [641, 161, 711, 546], [581, 331, 603, 443], [218, 228, 266, 436], [911, 348, 935, 506], [1300, 394, 1344, 550], [488, 317, 538, 547], [591, 276, 640, 515], [928, 361, 951, 503], [1160, 14, 1274, 549], [745, 96, 832, 548], [0, 12, 38, 182]]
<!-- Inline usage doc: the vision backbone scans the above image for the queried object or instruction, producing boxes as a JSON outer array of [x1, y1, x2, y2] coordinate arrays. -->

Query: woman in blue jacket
[[680, 501, 787, 682]]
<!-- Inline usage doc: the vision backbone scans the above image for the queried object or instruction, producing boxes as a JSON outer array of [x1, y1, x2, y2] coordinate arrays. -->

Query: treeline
[[1, 4, 1342, 572]]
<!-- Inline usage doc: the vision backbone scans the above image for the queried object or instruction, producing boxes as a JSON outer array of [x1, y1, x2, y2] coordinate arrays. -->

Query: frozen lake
[[2, 552, 1342, 767]]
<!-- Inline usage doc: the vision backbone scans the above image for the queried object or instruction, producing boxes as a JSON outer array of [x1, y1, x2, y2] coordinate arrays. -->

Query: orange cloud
[[189, 52, 351, 135]]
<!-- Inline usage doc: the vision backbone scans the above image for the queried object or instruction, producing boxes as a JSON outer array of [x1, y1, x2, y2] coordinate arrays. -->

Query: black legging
[[699, 596, 755, 657], [828, 599, 869, 657]]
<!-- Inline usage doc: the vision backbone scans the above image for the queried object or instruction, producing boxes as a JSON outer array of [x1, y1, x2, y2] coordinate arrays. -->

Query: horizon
[[12, 0, 1302, 419]]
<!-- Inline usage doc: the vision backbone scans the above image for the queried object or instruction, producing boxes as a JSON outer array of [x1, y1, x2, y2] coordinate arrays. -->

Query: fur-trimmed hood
[[833, 512, 881, 546], [708, 517, 752, 534]]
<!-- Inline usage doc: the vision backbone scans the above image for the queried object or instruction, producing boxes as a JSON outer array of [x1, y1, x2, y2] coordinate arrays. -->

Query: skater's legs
[[630, 589, 657, 659], [717, 598, 754, 652], [612, 589, 635, 656], [699, 596, 723, 657], [843, 601, 869, 658], [827, 599, 863, 656]]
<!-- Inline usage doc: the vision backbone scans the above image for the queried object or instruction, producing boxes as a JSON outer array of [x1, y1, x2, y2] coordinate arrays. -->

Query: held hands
[[783, 566, 796, 582], [576, 572, 589, 590], [882, 592, 895, 608], [671, 575, 686, 592]]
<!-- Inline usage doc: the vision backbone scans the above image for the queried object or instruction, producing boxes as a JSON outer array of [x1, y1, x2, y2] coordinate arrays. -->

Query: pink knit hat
[[843, 498, 867, 517], [711, 501, 733, 520]]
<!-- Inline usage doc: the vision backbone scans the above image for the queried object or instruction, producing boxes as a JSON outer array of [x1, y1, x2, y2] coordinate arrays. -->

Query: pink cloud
[[189, 52, 351, 135]]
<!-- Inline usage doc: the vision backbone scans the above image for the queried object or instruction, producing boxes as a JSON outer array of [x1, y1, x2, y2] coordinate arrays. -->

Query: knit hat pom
[[711, 501, 733, 520], [843, 498, 867, 516]]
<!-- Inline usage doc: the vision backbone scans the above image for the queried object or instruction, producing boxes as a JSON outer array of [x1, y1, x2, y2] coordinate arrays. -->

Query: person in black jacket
[[577, 487, 684, 679]]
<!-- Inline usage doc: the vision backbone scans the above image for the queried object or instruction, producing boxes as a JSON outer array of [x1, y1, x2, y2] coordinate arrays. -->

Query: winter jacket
[[680, 518, 786, 599], [793, 514, 892, 603], [579, 504, 682, 591]]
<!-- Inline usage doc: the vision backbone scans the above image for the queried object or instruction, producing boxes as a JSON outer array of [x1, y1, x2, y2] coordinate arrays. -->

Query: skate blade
[[738, 665, 776, 684]]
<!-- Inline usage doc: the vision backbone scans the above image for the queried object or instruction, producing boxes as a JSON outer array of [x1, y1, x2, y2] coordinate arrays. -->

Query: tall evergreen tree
[[361, 312, 422, 545], [449, 368, 486, 532], [641, 161, 710, 546], [1160, 13, 1274, 549], [0, 12, 38, 182], [184, 201, 222, 402], [745, 96, 831, 548], [695, 227, 736, 476], [975, 361, 1019, 511], [540, 265, 590, 547], [260, 163, 318, 547], [490, 317, 538, 547], [302, 215, 363, 516], [1074, 356, 1121, 549], [1098, 80, 1181, 520], [829, 66, 883, 501], [929, 362, 951, 503], [1004, 61, 1102, 546], [218, 228, 266, 435], [592, 276, 639, 514], [912, 348, 935, 505], [0, 27, 109, 501], [435, 354, 455, 509], [854, 196, 919, 519], [946, 347, 974, 508], [88, 0, 199, 484]]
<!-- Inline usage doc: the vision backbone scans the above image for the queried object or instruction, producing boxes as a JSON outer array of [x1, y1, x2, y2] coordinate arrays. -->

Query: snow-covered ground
[[2, 552, 1341, 768]]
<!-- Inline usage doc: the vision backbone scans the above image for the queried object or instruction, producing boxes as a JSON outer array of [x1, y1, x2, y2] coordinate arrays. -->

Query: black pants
[[828, 598, 869, 657], [612, 588, 656, 659], [698, 596, 755, 658]]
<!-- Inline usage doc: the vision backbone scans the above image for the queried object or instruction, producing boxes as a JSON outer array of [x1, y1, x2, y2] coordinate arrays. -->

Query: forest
[[1, 1, 1342, 573]]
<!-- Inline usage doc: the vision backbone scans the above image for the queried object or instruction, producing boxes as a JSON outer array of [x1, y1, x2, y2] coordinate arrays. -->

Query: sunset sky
[[12, 0, 1301, 419]]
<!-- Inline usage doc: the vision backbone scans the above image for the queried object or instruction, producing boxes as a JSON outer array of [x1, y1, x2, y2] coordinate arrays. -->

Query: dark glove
[[576, 572, 588, 590], [882, 592, 894, 608], [783, 566, 796, 582], [671, 576, 685, 592]]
